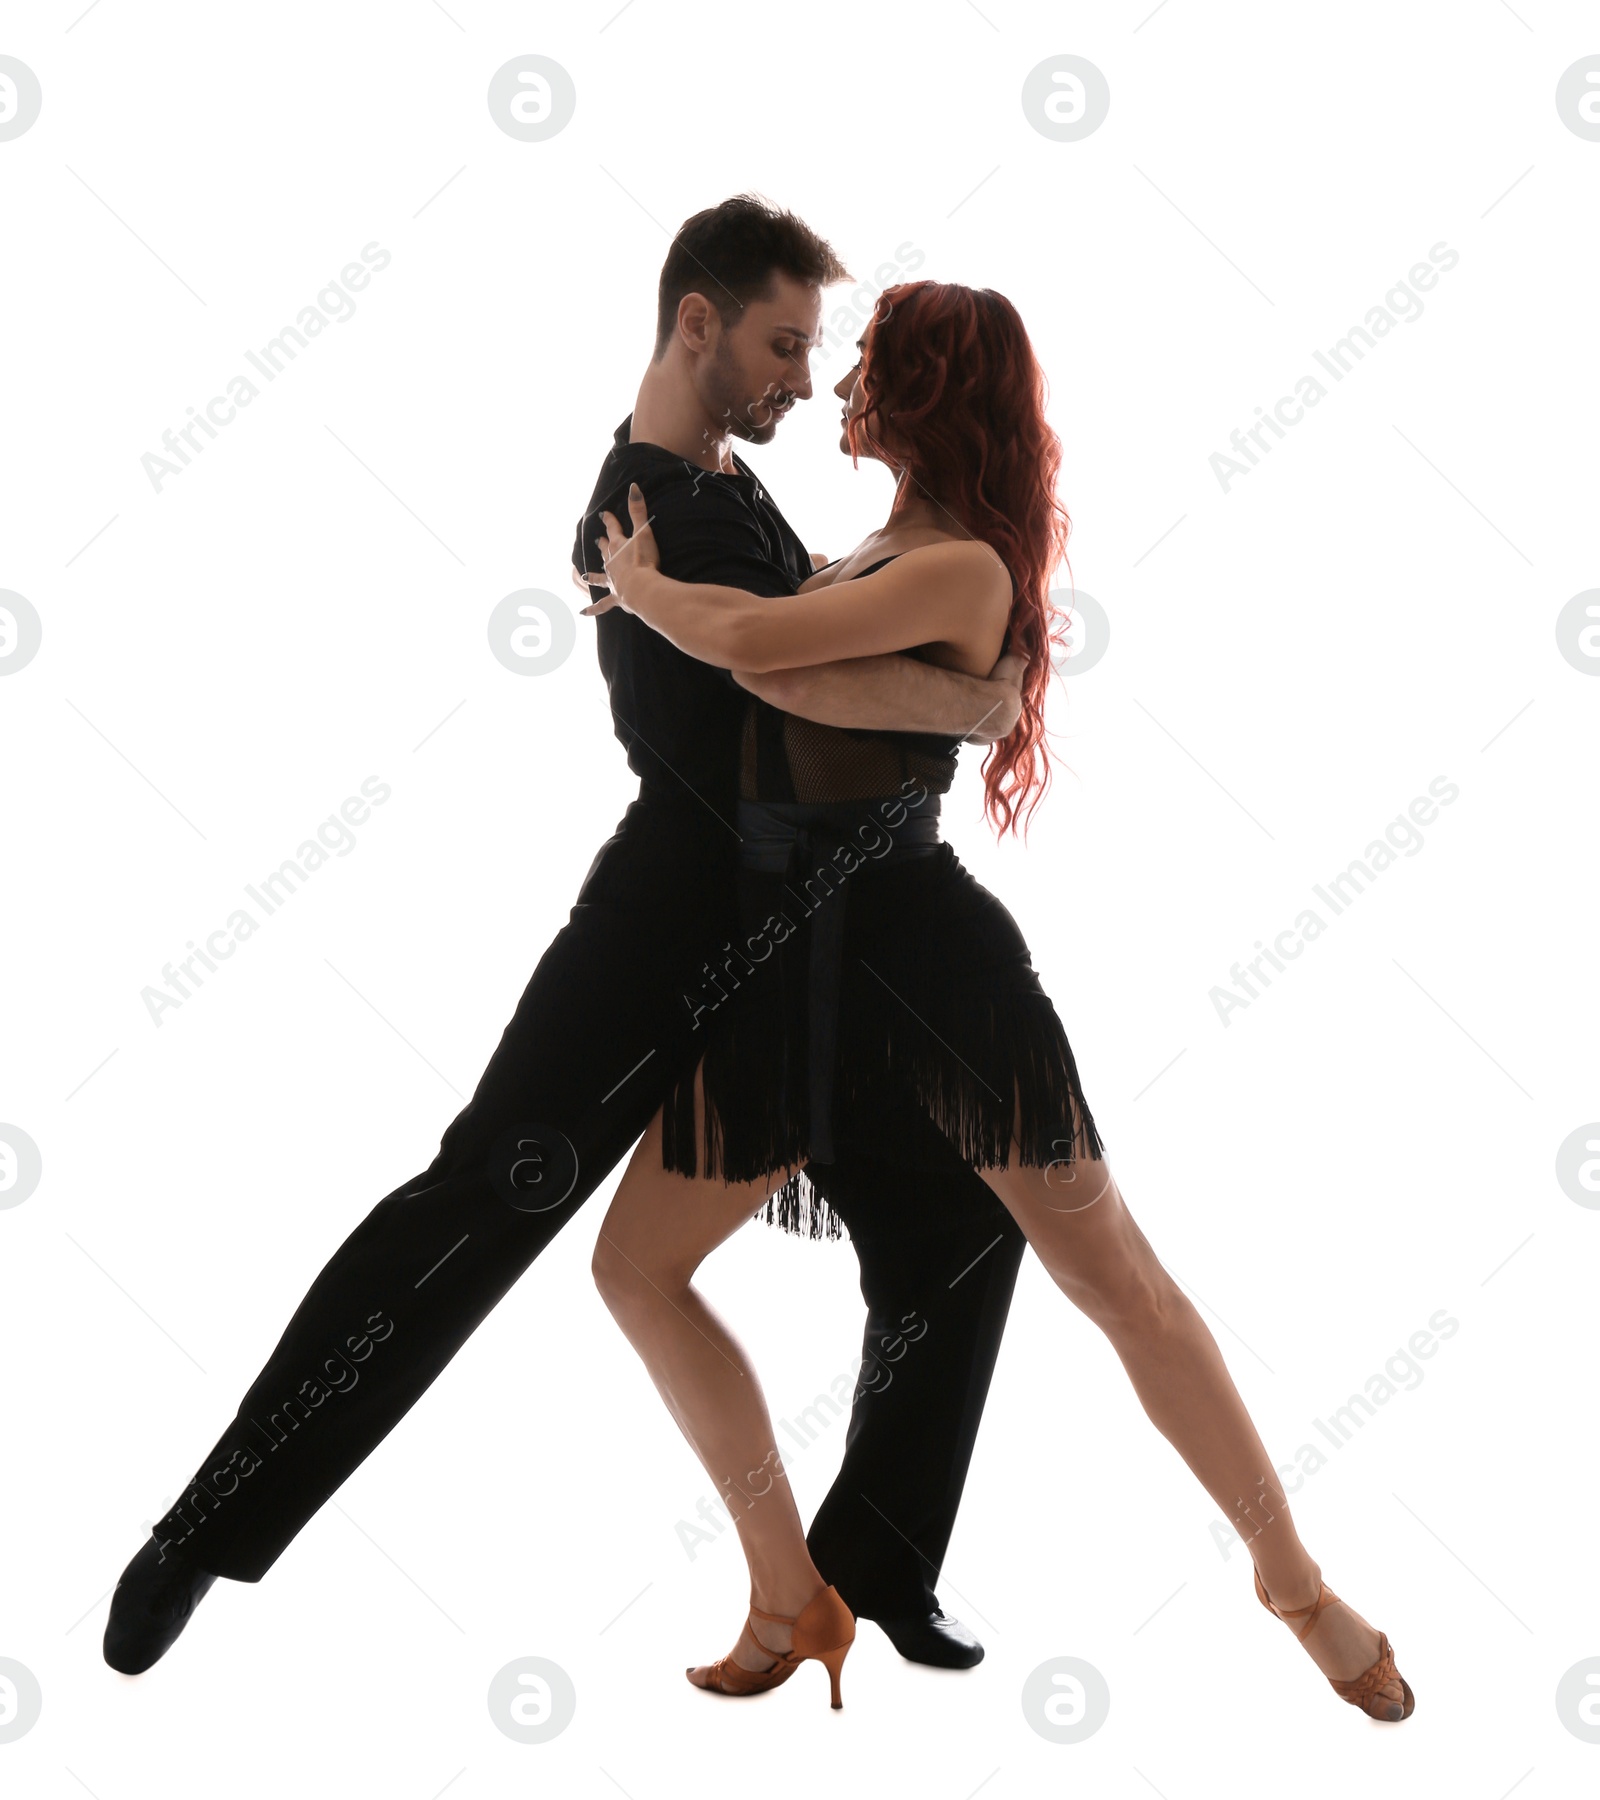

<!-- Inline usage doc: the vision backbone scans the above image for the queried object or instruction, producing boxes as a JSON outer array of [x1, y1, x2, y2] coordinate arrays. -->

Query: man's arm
[[732, 650, 1027, 746]]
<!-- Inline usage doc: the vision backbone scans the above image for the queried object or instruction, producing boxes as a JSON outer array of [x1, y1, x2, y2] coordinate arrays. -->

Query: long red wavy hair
[[847, 280, 1072, 840]]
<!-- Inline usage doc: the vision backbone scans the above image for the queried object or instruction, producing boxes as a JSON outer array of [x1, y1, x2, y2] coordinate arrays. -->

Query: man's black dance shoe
[[103, 1533, 219, 1673], [871, 1605, 985, 1668]]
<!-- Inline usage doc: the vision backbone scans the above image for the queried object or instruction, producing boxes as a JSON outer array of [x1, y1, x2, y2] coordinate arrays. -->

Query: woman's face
[[833, 341, 875, 458]]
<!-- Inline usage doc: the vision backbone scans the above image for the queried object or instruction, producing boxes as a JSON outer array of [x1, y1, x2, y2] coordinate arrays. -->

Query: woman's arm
[[587, 485, 1011, 674]]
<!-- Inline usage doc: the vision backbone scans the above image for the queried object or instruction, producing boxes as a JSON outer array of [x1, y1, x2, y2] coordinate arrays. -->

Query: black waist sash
[[735, 794, 943, 1162]]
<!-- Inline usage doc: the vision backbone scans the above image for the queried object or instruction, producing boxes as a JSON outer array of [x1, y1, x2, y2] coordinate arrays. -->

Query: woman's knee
[[590, 1223, 678, 1317], [1069, 1254, 1177, 1336], [1015, 1173, 1176, 1330], [1056, 1208, 1185, 1331], [589, 1228, 628, 1309]]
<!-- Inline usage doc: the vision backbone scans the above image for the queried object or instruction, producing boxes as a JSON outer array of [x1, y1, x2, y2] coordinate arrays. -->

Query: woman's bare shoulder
[[916, 537, 1008, 564], [807, 535, 1007, 588], [891, 538, 1014, 603]]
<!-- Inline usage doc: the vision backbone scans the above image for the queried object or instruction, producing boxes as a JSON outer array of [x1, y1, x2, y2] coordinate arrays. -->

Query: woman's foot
[[688, 1607, 797, 1685], [687, 1582, 856, 1705], [1254, 1559, 1413, 1721]]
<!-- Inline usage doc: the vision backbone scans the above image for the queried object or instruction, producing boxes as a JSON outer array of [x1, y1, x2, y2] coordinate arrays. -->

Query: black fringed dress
[[657, 554, 1106, 1242]]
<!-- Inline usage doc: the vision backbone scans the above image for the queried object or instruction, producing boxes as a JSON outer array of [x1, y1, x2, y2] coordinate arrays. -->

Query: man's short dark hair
[[653, 193, 852, 359]]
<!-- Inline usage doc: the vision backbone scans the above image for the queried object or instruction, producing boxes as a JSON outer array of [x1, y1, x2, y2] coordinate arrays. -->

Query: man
[[105, 194, 1030, 1681]]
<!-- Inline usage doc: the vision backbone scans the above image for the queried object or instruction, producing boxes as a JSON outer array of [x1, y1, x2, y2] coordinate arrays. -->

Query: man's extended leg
[[105, 795, 736, 1669], [800, 1094, 1029, 1666]]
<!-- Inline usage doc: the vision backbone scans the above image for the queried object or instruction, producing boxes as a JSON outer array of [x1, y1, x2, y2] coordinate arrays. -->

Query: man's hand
[[962, 651, 1026, 744]]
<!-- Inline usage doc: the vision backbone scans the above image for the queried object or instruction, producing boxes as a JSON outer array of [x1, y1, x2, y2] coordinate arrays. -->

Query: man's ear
[[676, 290, 717, 355]]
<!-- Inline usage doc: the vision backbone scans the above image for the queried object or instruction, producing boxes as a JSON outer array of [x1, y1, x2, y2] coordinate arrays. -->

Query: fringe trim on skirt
[[659, 948, 1105, 1246]]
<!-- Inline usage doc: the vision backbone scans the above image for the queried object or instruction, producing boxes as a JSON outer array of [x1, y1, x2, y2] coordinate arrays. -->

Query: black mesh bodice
[[737, 554, 962, 803]]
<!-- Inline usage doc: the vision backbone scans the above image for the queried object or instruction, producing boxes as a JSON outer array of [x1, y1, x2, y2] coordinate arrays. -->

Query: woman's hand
[[580, 481, 659, 617]]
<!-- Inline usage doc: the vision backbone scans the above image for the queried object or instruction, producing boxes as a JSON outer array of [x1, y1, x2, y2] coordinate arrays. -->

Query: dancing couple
[[106, 192, 1411, 1724]]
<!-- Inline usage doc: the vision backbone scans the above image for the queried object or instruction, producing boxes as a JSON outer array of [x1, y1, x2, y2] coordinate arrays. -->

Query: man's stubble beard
[[708, 337, 781, 447]]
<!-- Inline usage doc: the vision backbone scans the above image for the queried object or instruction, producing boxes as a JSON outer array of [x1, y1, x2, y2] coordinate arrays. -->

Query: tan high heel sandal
[[686, 1584, 856, 1708], [1254, 1566, 1415, 1721]]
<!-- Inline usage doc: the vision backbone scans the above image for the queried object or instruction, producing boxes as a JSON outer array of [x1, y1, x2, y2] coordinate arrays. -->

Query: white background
[[2, 2, 1596, 1796]]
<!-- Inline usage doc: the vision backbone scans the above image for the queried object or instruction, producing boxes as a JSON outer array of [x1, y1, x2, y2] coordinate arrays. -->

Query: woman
[[580, 281, 1414, 1723]]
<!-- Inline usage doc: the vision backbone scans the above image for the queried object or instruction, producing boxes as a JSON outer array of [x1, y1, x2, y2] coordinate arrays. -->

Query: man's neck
[[628, 371, 740, 474]]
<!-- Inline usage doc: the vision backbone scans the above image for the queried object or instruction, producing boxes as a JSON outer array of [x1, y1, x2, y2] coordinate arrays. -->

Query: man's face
[[701, 272, 822, 446]]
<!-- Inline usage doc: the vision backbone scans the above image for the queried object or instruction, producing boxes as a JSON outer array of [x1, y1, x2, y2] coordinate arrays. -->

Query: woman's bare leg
[[591, 1088, 826, 1676], [977, 1102, 1406, 1711]]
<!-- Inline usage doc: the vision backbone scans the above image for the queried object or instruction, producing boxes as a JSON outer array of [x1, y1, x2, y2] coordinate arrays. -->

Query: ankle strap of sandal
[[749, 1602, 797, 1626], [1256, 1567, 1342, 1643]]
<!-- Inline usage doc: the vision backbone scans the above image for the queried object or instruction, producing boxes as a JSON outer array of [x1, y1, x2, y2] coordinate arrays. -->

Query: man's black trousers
[[153, 788, 1028, 1620]]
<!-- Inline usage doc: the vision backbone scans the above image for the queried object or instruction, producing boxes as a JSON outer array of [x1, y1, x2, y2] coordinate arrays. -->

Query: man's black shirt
[[571, 414, 811, 822]]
